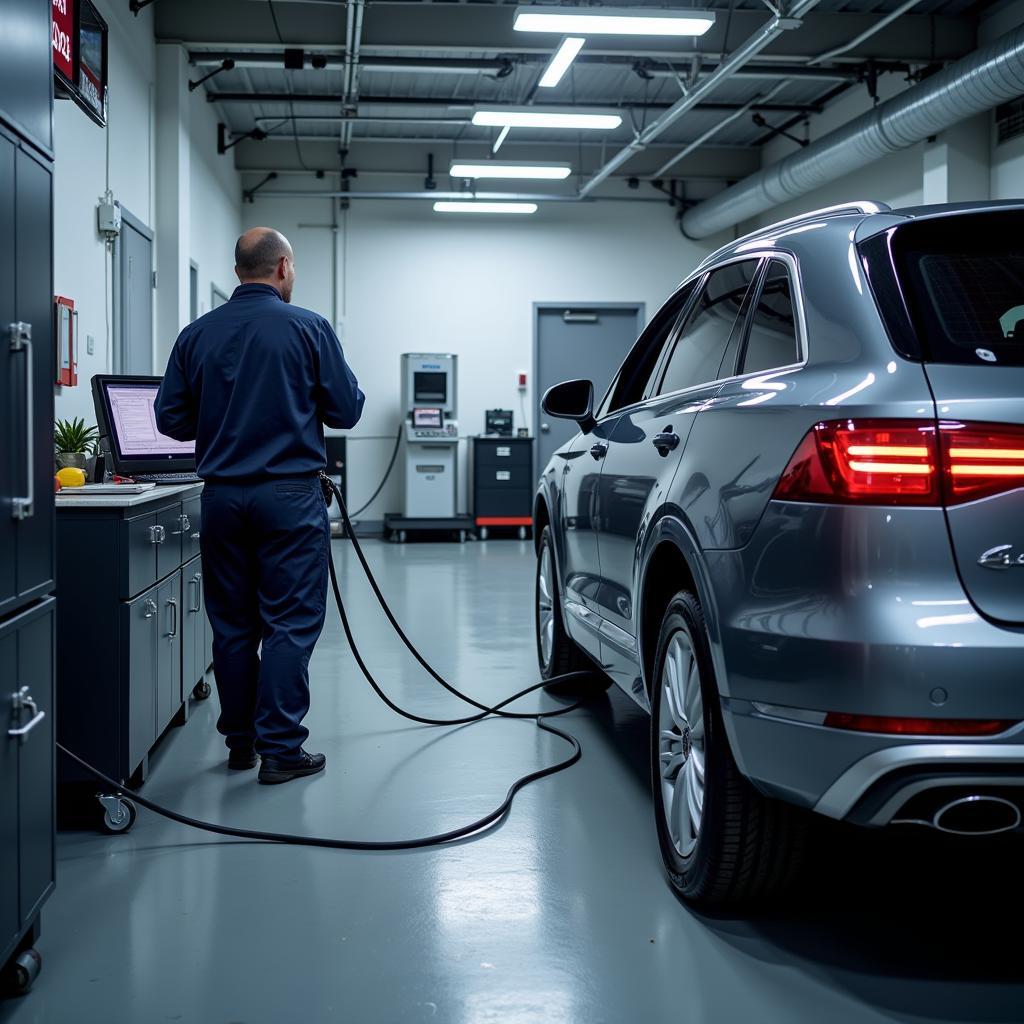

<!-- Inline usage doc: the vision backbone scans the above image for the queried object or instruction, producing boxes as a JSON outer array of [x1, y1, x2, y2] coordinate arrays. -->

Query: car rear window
[[862, 211, 1024, 367]]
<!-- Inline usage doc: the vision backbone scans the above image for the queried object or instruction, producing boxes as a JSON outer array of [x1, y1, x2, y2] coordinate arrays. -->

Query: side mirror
[[541, 379, 596, 434]]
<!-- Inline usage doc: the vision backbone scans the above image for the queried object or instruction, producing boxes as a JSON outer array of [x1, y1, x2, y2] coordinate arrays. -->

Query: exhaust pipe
[[932, 795, 1022, 836]]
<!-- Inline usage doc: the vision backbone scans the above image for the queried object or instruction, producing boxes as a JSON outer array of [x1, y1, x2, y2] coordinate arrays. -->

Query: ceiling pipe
[[578, 0, 822, 197], [250, 190, 666, 202], [808, 0, 921, 66], [682, 24, 1024, 239]]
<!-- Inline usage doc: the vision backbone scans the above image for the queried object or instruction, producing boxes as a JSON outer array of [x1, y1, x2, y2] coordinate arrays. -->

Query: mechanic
[[155, 227, 364, 785]]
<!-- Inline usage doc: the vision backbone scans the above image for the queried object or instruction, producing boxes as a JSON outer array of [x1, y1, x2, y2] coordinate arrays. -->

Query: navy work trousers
[[200, 476, 329, 760]]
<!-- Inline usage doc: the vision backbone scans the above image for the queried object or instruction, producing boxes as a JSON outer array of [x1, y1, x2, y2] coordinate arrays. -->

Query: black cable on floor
[[56, 478, 593, 850]]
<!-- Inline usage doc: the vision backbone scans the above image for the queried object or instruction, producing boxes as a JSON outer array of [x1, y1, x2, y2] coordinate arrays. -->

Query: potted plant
[[54, 417, 99, 472]]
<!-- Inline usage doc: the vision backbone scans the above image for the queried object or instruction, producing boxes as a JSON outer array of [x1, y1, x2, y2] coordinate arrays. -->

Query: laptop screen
[[106, 383, 195, 457]]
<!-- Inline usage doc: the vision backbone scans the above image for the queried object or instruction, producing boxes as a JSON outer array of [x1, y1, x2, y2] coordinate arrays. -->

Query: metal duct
[[681, 25, 1024, 239]]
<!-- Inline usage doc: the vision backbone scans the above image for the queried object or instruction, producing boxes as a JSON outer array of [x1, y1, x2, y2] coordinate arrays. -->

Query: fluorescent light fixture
[[450, 162, 571, 180], [539, 36, 585, 88], [472, 107, 622, 130], [492, 125, 511, 153], [434, 201, 538, 214], [514, 5, 715, 36]]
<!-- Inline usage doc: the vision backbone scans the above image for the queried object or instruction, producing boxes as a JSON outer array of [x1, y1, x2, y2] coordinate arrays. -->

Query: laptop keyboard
[[131, 472, 202, 484]]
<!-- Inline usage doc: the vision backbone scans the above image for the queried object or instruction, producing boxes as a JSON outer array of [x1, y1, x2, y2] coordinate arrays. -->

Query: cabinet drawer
[[474, 464, 533, 490], [122, 513, 158, 598], [124, 587, 159, 772], [156, 503, 185, 579], [474, 442, 532, 471], [181, 496, 202, 562], [474, 486, 533, 518]]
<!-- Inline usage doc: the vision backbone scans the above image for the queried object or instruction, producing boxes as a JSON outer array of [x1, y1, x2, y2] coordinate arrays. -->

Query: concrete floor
[[2, 538, 1023, 1023]]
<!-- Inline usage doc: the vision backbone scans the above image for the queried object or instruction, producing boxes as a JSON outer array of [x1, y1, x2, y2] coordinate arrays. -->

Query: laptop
[[92, 375, 200, 483]]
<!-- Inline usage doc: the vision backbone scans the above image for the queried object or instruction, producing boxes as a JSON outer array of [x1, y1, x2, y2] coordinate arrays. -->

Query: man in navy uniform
[[156, 228, 364, 784]]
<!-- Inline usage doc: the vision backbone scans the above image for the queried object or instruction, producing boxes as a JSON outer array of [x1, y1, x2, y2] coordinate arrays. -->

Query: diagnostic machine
[[386, 354, 471, 541]]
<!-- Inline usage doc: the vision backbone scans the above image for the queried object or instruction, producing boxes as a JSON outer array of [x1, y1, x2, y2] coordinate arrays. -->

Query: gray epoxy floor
[[3, 538, 1023, 1024]]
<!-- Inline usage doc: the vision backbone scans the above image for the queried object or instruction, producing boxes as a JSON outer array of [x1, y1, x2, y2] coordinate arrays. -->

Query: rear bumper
[[722, 703, 1024, 824]]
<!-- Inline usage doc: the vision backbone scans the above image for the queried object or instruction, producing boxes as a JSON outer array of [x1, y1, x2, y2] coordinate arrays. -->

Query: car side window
[[740, 260, 800, 374], [596, 285, 694, 417], [655, 260, 759, 396]]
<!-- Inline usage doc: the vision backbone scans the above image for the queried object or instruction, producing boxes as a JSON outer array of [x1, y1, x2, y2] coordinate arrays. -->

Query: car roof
[[690, 198, 1024, 281]]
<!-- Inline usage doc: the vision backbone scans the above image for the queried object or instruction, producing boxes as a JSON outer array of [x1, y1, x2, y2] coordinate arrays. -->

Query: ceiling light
[[539, 36, 585, 88], [450, 162, 571, 180], [472, 107, 622, 130], [434, 201, 538, 214], [514, 5, 715, 36], [492, 125, 511, 153]]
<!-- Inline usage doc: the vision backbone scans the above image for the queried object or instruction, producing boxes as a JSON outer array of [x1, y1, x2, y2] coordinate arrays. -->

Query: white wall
[[244, 194, 708, 518], [52, 1, 241, 427]]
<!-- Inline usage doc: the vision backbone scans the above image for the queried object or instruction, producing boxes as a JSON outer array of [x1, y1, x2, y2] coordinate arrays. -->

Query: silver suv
[[533, 201, 1024, 908]]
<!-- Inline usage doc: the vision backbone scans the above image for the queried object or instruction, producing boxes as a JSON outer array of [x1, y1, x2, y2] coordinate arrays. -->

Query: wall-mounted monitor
[[53, 0, 109, 127]]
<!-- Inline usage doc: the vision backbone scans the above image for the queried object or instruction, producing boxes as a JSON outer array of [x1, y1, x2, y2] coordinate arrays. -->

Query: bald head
[[234, 227, 296, 301]]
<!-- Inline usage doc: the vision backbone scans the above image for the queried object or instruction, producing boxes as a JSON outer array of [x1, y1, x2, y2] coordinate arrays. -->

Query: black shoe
[[227, 747, 258, 770], [257, 750, 326, 785]]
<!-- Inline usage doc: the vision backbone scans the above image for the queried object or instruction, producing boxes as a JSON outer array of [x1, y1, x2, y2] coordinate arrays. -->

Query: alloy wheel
[[537, 544, 555, 668], [658, 631, 706, 857]]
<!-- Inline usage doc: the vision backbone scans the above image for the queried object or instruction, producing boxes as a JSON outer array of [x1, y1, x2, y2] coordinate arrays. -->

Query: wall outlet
[[86, 334, 95, 355]]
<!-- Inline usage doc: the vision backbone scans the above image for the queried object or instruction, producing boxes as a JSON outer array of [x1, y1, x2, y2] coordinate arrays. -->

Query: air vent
[[996, 97, 1024, 145]]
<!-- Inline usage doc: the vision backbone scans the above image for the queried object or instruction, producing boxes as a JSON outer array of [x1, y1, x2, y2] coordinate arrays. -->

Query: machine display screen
[[413, 371, 447, 403], [105, 383, 195, 458], [413, 407, 443, 429]]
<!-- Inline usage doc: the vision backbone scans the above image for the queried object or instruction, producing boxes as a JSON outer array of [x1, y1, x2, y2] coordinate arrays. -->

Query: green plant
[[54, 417, 99, 455]]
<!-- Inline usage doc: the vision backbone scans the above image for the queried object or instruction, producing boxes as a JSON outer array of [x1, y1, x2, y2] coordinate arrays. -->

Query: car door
[[555, 290, 693, 660], [679, 256, 807, 552], [594, 259, 762, 699]]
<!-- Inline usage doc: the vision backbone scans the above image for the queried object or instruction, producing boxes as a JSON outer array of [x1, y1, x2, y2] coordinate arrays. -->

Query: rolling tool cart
[[469, 437, 534, 540]]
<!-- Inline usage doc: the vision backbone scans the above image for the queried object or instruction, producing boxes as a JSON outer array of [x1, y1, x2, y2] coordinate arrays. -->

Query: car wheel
[[535, 526, 590, 682], [650, 590, 806, 908]]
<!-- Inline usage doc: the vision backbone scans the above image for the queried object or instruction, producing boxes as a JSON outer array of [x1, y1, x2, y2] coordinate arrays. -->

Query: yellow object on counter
[[56, 467, 87, 488]]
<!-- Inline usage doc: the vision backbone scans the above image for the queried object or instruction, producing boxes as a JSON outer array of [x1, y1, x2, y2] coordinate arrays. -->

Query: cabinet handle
[[9, 323, 34, 521], [167, 597, 178, 639], [189, 575, 201, 613], [172, 513, 191, 536], [149, 524, 166, 544], [195, 572, 203, 612], [190, 531, 201, 541], [143, 598, 158, 619], [8, 686, 45, 740]]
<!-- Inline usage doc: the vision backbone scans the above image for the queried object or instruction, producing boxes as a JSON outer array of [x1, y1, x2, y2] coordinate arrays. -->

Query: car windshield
[[877, 210, 1024, 366]]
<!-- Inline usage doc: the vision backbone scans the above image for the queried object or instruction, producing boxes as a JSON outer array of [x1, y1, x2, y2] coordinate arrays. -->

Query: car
[[532, 200, 1024, 908]]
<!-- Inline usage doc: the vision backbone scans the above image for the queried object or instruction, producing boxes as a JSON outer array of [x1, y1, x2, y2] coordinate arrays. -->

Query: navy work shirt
[[155, 283, 364, 480]]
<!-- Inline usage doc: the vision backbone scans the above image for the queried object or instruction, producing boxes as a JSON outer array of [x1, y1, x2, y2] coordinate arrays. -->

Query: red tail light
[[941, 421, 1024, 504], [824, 713, 1016, 737], [774, 419, 1024, 506]]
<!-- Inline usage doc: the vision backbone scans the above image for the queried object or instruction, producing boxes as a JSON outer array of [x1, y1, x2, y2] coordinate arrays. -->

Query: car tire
[[535, 526, 591, 683], [650, 590, 807, 908]]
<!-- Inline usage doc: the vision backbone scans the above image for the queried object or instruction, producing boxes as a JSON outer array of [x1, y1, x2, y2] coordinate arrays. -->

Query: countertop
[[55, 482, 203, 510]]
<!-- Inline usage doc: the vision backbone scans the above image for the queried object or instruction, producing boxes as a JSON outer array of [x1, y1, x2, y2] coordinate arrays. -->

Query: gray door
[[535, 305, 642, 471], [118, 211, 154, 374]]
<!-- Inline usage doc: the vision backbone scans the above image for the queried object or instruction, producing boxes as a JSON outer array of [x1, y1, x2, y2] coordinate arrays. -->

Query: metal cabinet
[[56, 486, 210, 791], [0, 131, 55, 620], [0, 0, 53, 156], [0, 600, 55, 985], [469, 437, 535, 537]]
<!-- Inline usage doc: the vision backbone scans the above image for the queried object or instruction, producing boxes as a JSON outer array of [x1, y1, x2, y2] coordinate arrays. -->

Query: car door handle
[[652, 430, 680, 456], [590, 442, 608, 460]]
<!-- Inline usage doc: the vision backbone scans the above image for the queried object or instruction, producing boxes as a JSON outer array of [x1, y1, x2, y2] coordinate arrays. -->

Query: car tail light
[[824, 713, 1016, 737], [940, 421, 1024, 504], [774, 419, 1024, 506], [773, 420, 939, 505]]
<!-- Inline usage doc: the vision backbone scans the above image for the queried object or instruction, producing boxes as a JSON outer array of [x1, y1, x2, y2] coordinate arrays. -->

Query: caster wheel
[[479, 528, 489, 541], [99, 797, 137, 835], [398, 530, 407, 544], [2, 948, 41, 994], [193, 679, 212, 700], [518, 527, 527, 541], [459, 531, 467, 544]]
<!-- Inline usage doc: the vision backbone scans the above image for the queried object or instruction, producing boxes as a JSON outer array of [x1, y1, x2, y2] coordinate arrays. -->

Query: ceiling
[[154, 0, 993, 203]]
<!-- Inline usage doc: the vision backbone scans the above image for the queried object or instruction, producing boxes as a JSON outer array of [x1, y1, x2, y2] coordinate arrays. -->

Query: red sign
[[52, 0, 74, 81]]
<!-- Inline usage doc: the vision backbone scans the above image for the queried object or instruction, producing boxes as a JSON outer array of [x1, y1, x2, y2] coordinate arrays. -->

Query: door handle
[[167, 597, 178, 639], [541, 422, 550, 433], [9, 323, 34, 521], [149, 524, 166, 544], [652, 429, 680, 456], [8, 686, 45, 741], [190, 574, 202, 613], [172, 513, 191, 536], [590, 442, 609, 460]]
